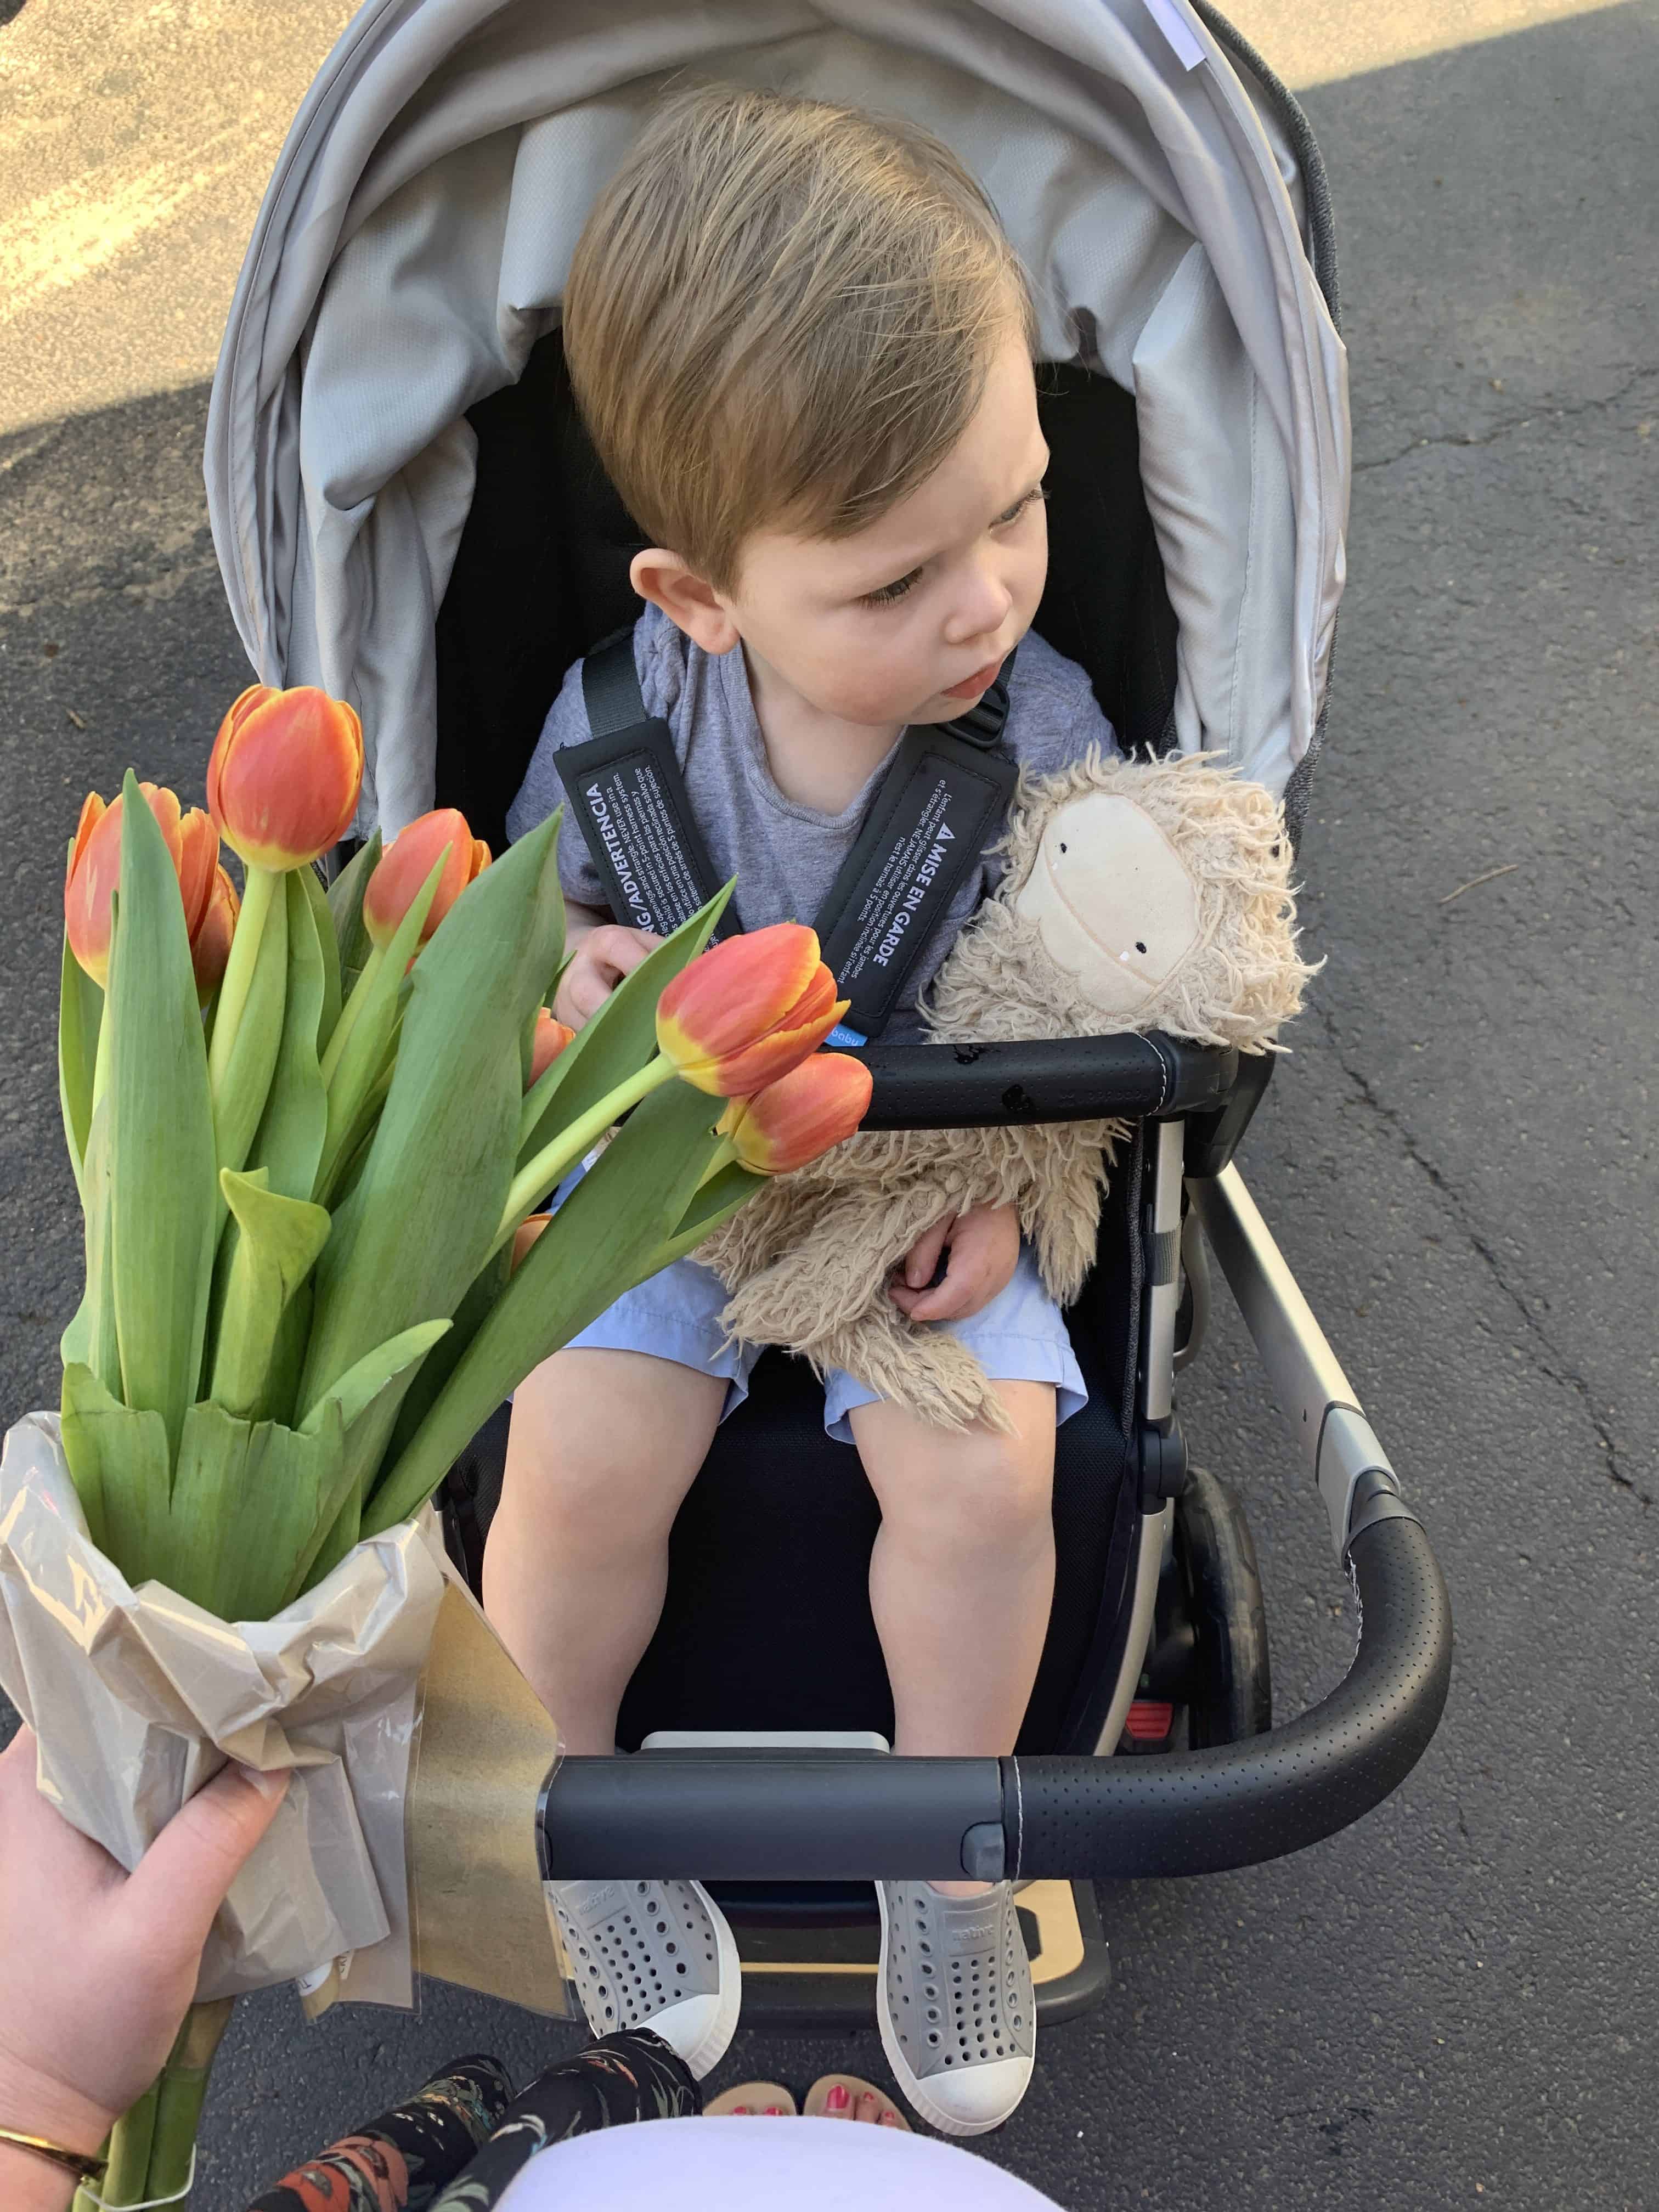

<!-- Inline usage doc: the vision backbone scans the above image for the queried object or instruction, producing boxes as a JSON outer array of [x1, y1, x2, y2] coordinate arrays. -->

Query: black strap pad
[[553, 636, 737, 938], [556, 632, 1017, 1034], [814, 730, 1018, 1041]]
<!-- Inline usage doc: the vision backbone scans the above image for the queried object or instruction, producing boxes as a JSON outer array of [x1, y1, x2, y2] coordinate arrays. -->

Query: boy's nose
[[942, 567, 1014, 648]]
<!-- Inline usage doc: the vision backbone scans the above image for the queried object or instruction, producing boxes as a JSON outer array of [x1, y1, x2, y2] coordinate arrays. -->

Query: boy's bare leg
[[484, 1348, 727, 1752], [850, 1381, 1057, 1888]]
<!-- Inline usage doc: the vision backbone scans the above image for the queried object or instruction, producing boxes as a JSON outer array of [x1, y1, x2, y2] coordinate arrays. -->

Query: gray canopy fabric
[[205, 0, 1348, 836]]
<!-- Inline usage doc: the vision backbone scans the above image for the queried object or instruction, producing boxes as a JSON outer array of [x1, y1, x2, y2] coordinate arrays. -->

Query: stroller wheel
[[1132, 1467, 1272, 1752], [1172, 1466, 1272, 1747]]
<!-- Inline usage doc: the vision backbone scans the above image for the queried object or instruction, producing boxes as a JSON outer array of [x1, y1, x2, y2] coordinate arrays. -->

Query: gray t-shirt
[[506, 604, 1118, 1037]]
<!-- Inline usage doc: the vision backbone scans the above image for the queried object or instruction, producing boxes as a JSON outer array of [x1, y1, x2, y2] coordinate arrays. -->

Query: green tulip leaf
[[312, 855, 443, 1203], [300, 811, 565, 1502], [106, 772, 221, 1461], [298, 1317, 451, 1439], [58, 926, 103, 1201], [245, 870, 330, 1203], [60, 1362, 171, 1582], [517, 881, 731, 1166], [211, 863, 290, 1186], [644, 1160, 762, 1277], [296, 859, 344, 1058], [364, 1074, 727, 1533], [326, 831, 382, 992], [168, 1398, 351, 1621], [208, 1168, 331, 1419]]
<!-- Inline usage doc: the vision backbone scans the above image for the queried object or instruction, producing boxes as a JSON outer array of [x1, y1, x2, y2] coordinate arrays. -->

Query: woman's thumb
[[121, 1763, 290, 1954]]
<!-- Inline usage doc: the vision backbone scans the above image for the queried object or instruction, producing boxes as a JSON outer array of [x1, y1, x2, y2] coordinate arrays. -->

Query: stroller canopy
[[205, 0, 1349, 836]]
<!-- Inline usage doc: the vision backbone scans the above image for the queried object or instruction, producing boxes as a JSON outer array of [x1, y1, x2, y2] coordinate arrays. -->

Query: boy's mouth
[[941, 657, 1003, 699]]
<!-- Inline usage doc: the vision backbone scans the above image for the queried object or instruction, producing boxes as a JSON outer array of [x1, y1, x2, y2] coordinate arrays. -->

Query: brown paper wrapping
[[0, 1412, 572, 2016]]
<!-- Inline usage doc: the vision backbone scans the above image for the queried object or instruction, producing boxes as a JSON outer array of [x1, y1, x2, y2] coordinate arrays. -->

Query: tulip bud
[[528, 1007, 575, 1088], [190, 865, 240, 1005], [362, 808, 490, 950], [656, 923, 848, 1097], [718, 1051, 872, 1175], [511, 1212, 552, 1273], [65, 782, 225, 991], [207, 684, 363, 871]]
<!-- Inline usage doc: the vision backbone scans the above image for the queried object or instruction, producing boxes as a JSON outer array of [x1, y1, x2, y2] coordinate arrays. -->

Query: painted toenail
[[827, 2085, 849, 2110]]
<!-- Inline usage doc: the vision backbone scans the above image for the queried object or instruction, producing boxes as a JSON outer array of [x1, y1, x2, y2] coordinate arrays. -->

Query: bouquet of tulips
[[0, 684, 871, 2208]]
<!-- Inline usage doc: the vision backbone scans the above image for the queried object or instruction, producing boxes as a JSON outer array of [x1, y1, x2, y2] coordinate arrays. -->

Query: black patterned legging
[[246, 2032, 699, 2211]]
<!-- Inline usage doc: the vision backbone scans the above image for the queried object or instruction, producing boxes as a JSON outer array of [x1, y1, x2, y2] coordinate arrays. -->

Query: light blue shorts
[[565, 1242, 1088, 1444]]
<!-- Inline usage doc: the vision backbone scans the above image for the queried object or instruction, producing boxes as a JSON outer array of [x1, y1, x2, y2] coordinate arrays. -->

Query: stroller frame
[[208, 0, 1452, 2039]]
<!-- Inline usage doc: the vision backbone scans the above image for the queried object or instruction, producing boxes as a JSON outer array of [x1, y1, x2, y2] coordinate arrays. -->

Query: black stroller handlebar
[[854, 1032, 1238, 1129], [537, 1516, 1452, 1884]]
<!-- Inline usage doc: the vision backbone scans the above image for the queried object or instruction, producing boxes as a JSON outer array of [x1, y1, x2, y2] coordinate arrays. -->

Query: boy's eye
[[860, 568, 923, 608], [993, 486, 1048, 529]]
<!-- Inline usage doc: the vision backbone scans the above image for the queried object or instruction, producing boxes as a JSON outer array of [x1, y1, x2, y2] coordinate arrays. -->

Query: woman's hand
[[554, 919, 662, 1028], [0, 1730, 287, 2207], [889, 1202, 1021, 1324]]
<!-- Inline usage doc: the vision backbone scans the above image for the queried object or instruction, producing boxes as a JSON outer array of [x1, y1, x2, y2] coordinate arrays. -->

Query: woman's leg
[[484, 1348, 726, 1751]]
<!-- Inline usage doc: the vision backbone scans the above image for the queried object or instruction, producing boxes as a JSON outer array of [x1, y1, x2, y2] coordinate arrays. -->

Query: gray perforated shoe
[[549, 1877, 740, 2079], [877, 1879, 1036, 2135]]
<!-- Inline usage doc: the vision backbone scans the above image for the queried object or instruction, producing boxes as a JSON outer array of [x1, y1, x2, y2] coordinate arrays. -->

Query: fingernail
[[828, 2085, 849, 2110], [236, 1763, 288, 1800]]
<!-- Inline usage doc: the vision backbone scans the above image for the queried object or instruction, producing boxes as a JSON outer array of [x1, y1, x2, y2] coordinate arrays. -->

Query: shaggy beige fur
[[697, 752, 1315, 1432]]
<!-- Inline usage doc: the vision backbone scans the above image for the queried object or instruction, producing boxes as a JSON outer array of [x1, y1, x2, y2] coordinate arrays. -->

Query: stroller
[[206, 0, 1451, 2029]]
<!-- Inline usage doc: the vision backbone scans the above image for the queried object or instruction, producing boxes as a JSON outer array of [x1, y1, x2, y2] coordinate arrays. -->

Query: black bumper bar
[[854, 1033, 1237, 1129], [538, 1517, 1451, 1883]]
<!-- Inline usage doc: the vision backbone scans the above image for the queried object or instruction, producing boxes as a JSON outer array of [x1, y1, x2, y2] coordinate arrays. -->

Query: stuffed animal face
[[1012, 792, 1203, 1017]]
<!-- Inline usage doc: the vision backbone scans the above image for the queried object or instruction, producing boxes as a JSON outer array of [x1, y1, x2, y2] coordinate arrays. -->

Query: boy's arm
[[555, 899, 662, 1028]]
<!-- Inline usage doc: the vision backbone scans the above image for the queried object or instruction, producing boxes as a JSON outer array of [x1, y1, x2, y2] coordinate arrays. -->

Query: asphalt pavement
[[1, 4, 1655, 2207]]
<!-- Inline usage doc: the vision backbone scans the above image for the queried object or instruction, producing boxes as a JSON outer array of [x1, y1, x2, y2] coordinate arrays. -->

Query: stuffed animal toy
[[697, 749, 1316, 1431]]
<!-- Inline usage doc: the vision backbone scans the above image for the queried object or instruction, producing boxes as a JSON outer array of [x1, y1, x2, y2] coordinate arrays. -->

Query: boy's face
[[709, 325, 1049, 729]]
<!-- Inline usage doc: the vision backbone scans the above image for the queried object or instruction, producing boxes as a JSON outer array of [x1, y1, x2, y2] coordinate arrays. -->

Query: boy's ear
[[630, 549, 741, 656]]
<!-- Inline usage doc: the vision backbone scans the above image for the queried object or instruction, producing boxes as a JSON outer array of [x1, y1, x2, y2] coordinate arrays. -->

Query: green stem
[[142, 1999, 232, 2208], [89, 986, 114, 1119], [99, 2080, 159, 2207], [318, 941, 386, 1090], [488, 1054, 678, 1261], [206, 864, 278, 1105]]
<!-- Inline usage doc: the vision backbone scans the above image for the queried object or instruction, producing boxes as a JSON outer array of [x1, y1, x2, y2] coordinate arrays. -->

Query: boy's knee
[[876, 1421, 1054, 1554]]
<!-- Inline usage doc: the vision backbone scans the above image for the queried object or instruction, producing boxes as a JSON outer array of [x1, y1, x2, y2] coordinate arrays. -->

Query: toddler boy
[[490, 83, 1116, 2135]]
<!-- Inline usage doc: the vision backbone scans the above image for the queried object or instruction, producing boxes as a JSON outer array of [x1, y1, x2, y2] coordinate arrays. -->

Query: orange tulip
[[362, 809, 490, 950], [718, 1051, 873, 1175], [528, 1007, 575, 1088], [511, 1213, 553, 1273], [190, 865, 240, 1005], [65, 782, 225, 991], [656, 923, 848, 1097], [207, 684, 363, 871]]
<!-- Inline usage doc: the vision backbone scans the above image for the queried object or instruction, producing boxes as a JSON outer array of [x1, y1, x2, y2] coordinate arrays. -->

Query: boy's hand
[[555, 923, 662, 1029], [889, 1203, 1020, 1324]]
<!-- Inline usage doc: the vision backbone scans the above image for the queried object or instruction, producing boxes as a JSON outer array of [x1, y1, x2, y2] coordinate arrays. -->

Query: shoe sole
[[674, 1878, 743, 2079], [874, 1882, 1032, 2138]]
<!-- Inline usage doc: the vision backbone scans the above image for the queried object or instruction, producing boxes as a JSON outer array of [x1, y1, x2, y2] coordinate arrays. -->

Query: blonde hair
[[562, 83, 1036, 590]]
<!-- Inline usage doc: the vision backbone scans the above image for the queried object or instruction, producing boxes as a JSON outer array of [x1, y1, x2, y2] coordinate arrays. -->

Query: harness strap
[[557, 633, 1018, 1041]]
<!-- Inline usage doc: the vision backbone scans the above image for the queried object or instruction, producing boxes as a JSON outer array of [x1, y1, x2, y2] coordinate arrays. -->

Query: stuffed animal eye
[[1058, 843, 1067, 854], [1135, 940, 1147, 954]]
